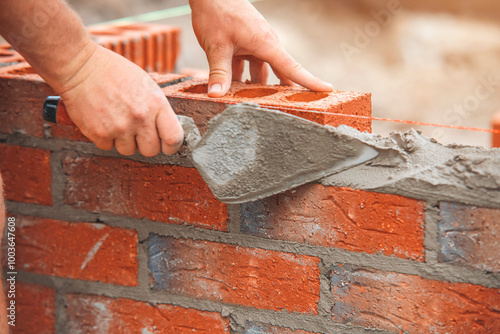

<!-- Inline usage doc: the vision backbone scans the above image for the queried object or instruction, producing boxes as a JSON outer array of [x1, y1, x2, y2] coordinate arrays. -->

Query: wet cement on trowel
[[320, 126, 500, 208], [189, 103, 500, 208], [188, 104, 378, 204]]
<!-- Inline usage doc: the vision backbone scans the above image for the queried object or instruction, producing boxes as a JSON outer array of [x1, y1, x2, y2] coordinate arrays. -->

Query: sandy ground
[[19, 1, 500, 147]]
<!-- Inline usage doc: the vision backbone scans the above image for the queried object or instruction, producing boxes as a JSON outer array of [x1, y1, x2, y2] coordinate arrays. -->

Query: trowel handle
[[43, 96, 75, 126]]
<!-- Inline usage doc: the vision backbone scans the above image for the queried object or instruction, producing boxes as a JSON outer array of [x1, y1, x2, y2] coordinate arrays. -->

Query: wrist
[[49, 37, 98, 94]]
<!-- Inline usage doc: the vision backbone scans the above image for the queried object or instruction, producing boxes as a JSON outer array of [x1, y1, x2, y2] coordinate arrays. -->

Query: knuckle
[[131, 107, 150, 123], [263, 29, 279, 43], [114, 122, 128, 135], [205, 40, 226, 55], [209, 68, 230, 77], [89, 127, 111, 141]]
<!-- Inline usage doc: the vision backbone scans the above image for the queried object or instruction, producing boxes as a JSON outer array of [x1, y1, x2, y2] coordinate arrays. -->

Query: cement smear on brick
[[321, 126, 500, 208], [190, 104, 379, 204]]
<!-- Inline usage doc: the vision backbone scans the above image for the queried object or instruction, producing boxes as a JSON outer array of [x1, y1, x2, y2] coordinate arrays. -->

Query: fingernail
[[208, 83, 222, 94], [325, 82, 334, 89]]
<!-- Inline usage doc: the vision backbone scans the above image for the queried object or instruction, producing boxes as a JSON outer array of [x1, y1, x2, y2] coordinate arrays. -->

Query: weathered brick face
[[17, 215, 138, 286], [66, 295, 230, 333], [330, 265, 500, 333], [438, 202, 500, 272], [242, 185, 426, 261], [14, 282, 55, 334], [0, 144, 52, 205], [62, 154, 228, 231], [148, 235, 321, 314]]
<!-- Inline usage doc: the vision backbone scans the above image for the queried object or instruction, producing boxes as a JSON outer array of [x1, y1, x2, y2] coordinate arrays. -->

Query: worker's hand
[[189, 0, 333, 97], [57, 45, 184, 156]]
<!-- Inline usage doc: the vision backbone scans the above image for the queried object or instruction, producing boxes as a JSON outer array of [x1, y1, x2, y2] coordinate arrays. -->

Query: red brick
[[492, 111, 500, 148], [148, 235, 321, 314], [0, 44, 24, 64], [331, 265, 500, 333], [14, 282, 55, 334], [245, 323, 319, 334], [0, 64, 53, 138], [90, 24, 181, 74], [62, 154, 228, 231], [180, 67, 210, 79], [439, 202, 500, 272], [242, 185, 425, 261], [16, 215, 138, 286], [163, 79, 372, 134], [0, 144, 52, 205], [66, 294, 230, 333]]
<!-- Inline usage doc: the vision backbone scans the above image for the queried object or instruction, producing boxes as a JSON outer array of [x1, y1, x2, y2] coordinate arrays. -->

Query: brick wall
[[1, 40, 499, 334]]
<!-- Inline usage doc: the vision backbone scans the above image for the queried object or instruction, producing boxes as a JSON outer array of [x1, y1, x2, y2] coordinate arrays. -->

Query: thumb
[[156, 98, 184, 155], [206, 46, 233, 97]]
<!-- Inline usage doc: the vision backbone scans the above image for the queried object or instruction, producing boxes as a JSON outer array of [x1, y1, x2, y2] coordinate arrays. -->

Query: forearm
[[0, 0, 96, 93]]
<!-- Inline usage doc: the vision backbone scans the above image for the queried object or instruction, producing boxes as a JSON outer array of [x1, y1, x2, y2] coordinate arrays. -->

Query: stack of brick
[[89, 23, 180, 73], [0, 22, 180, 74], [0, 44, 24, 66], [0, 50, 499, 334]]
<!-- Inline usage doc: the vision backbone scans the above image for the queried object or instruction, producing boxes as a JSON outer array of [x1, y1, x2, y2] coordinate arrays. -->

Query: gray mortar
[[321, 126, 500, 208], [8, 200, 500, 288]]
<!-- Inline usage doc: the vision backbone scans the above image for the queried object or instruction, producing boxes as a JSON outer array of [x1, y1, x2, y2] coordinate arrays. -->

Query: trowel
[[43, 98, 379, 204]]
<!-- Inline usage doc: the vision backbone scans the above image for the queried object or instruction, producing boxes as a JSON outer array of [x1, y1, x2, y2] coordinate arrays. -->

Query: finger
[[232, 57, 245, 82], [115, 135, 138, 156], [156, 99, 184, 155], [249, 59, 269, 84], [261, 47, 333, 91], [93, 138, 114, 151], [271, 67, 295, 86], [136, 127, 161, 157], [206, 45, 234, 97]]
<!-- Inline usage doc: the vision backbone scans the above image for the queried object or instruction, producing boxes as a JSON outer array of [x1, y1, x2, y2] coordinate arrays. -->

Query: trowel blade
[[190, 104, 378, 204]]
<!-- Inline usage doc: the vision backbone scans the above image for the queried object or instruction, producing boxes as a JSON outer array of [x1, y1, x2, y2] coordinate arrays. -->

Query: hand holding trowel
[[43, 97, 379, 204]]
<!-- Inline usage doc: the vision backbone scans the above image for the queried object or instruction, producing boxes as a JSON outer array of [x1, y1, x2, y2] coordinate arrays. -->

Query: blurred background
[[43, 0, 500, 147]]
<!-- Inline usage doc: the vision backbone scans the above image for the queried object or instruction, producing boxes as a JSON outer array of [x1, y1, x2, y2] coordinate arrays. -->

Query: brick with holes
[[162, 79, 372, 134]]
